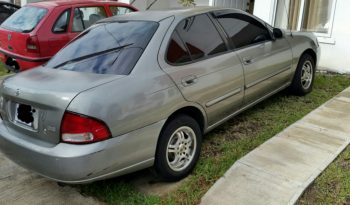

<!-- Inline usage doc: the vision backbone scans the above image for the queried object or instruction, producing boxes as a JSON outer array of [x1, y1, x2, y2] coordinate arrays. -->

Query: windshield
[[1, 6, 48, 33], [46, 21, 159, 75]]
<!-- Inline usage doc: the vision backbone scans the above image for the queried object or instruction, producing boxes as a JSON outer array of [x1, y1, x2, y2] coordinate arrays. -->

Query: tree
[[178, 0, 196, 7]]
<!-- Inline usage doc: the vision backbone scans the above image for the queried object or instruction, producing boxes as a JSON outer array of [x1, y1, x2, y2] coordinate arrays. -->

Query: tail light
[[61, 112, 111, 144], [26, 35, 40, 53]]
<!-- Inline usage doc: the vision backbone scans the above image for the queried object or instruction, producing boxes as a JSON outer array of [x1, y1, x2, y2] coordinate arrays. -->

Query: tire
[[154, 115, 202, 181], [289, 54, 315, 96]]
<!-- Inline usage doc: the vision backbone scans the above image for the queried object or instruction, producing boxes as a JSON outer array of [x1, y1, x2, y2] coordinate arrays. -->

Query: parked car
[[0, 0, 136, 72], [0, 7, 319, 183], [0, 1, 20, 24]]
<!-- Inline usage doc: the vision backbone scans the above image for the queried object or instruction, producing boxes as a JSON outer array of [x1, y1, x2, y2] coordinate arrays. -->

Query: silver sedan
[[0, 7, 319, 183]]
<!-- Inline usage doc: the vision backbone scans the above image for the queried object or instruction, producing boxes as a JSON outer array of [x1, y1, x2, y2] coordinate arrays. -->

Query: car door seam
[[206, 82, 291, 133]]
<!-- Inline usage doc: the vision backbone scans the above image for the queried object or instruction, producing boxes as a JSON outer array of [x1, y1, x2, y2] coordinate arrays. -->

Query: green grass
[[298, 145, 350, 205], [80, 73, 350, 205], [0, 63, 10, 76]]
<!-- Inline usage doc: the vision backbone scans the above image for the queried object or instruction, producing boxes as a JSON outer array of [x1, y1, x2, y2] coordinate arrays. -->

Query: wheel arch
[[300, 49, 317, 66], [165, 106, 206, 134]]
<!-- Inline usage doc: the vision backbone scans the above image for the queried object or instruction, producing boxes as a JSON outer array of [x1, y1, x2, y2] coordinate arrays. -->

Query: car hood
[[0, 67, 125, 145]]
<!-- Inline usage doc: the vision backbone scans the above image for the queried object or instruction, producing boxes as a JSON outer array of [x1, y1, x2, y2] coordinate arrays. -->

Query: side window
[[72, 7, 107, 32], [110, 6, 133, 16], [167, 31, 191, 64], [215, 13, 272, 49], [52, 9, 70, 33], [174, 14, 227, 62]]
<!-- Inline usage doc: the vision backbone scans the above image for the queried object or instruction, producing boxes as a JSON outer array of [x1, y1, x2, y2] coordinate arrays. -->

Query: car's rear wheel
[[154, 115, 202, 181], [289, 54, 315, 95]]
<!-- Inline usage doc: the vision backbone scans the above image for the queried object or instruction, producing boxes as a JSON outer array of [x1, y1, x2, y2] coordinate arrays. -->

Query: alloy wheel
[[301, 60, 313, 90], [166, 126, 197, 172]]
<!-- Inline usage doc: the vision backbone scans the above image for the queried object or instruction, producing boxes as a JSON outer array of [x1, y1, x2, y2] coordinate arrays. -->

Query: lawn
[[298, 146, 350, 205], [0, 63, 10, 76], [80, 73, 350, 205]]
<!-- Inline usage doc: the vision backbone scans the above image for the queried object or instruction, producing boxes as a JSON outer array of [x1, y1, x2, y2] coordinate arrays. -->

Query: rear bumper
[[0, 119, 165, 184], [0, 48, 50, 71]]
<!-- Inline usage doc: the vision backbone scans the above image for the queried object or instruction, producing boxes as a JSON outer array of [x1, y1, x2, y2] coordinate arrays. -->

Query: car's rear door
[[44, 7, 71, 57], [213, 11, 293, 104], [159, 14, 244, 126]]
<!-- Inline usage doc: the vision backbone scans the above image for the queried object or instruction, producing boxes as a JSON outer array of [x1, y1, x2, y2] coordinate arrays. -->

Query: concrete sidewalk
[[201, 87, 350, 205], [0, 155, 103, 205], [0, 75, 103, 205]]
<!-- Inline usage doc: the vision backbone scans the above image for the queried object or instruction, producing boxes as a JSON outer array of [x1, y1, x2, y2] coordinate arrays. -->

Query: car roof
[[100, 6, 242, 23], [28, 0, 131, 8]]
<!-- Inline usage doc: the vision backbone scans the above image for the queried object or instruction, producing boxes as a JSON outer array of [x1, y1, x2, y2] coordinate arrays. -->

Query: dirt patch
[[340, 158, 350, 169], [201, 117, 264, 159], [131, 169, 187, 197], [342, 197, 350, 205]]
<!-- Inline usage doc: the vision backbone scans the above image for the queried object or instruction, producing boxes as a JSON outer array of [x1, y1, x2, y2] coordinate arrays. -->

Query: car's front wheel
[[154, 115, 202, 181], [289, 54, 315, 95]]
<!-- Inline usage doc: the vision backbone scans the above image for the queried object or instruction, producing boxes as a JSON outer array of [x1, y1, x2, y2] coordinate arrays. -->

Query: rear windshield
[[46, 21, 158, 75], [1, 6, 47, 33]]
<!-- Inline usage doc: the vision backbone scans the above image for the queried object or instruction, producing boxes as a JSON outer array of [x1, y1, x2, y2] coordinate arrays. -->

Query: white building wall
[[253, 0, 275, 24], [317, 0, 350, 73], [254, 0, 350, 73]]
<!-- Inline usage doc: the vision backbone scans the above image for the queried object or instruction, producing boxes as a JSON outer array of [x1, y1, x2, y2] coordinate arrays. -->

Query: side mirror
[[273, 28, 283, 39]]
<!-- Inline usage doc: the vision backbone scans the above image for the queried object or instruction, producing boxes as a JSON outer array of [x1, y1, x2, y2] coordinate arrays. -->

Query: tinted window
[[53, 9, 70, 33], [72, 7, 107, 32], [1, 6, 47, 33], [175, 14, 227, 61], [215, 13, 271, 49], [46, 21, 158, 75], [110, 6, 133, 16], [167, 31, 191, 64]]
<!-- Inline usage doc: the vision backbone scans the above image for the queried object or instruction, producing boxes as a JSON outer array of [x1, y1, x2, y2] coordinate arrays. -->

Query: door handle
[[181, 75, 198, 87], [243, 57, 254, 65]]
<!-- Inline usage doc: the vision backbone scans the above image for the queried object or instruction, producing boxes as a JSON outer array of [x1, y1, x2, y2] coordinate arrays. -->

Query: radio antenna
[[282, 0, 293, 37]]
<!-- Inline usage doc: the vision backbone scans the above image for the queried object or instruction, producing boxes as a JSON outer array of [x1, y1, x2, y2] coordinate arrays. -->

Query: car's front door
[[214, 11, 293, 104], [159, 14, 245, 126], [68, 6, 108, 41]]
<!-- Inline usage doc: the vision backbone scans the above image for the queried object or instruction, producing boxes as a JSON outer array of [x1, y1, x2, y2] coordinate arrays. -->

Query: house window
[[275, 0, 337, 37]]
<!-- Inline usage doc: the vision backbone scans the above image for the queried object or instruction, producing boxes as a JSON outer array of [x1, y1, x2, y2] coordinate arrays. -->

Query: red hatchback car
[[0, 0, 136, 72]]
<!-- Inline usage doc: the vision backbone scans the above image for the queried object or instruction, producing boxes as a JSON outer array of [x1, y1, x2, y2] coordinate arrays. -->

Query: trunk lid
[[0, 67, 124, 145], [0, 28, 30, 56]]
